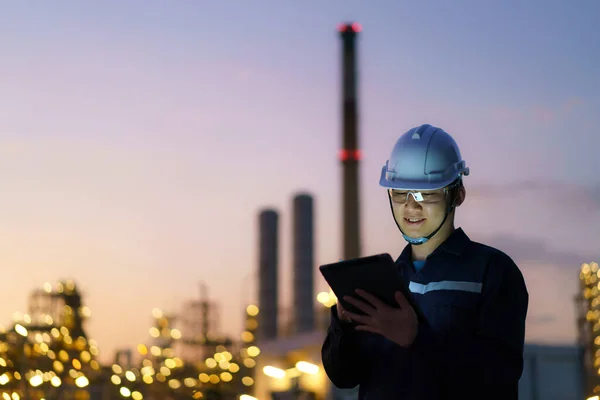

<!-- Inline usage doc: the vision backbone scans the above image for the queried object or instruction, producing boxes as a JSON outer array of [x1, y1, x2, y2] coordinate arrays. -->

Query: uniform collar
[[397, 227, 471, 263]]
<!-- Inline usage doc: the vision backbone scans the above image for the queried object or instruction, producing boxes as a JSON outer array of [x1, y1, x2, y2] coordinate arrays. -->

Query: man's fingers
[[342, 310, 371, 325], [344, 295, 376, 315], [394, 291, 411, 309], [355, 289, 387, 309], [354, 324, 381, 335]]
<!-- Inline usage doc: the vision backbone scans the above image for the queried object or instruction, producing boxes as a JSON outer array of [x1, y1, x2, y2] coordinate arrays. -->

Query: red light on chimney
[[339, 149, 362, 161], [351, 22, 362, 33], [337, 23, 347, 32]]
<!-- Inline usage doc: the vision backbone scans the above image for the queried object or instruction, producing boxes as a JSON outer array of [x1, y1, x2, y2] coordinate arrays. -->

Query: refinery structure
[[250, 22, 363, 400], [577, 261, 600, 398]]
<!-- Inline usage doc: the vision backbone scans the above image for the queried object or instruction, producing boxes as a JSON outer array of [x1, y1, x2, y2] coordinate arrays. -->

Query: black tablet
[[319, 253, 424, 322]]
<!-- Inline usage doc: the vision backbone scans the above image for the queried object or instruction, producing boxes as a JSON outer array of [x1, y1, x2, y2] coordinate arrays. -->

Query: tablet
[[319, 253, 424, 322]]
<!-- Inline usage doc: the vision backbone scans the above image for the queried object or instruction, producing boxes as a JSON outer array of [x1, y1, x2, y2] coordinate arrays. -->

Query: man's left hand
[[343, 289, 418, 347]]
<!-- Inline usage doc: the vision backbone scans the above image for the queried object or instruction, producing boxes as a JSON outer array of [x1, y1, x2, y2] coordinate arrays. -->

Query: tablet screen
[[319, 253, 412, 317]]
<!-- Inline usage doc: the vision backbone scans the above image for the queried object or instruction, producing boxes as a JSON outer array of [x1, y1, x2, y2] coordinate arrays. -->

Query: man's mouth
[[404, 217, 426, 225]]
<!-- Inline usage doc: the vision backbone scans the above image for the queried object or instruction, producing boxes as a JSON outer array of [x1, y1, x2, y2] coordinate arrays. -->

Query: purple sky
[[1, 1, 599, 363]]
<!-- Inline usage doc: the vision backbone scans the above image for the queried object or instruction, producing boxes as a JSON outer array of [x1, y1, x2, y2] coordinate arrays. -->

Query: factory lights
[[295, 361, 319, 375], [262, 366, 286, 379]]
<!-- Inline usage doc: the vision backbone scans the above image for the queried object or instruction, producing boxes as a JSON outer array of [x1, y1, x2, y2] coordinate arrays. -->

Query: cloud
[[487, 97, 585, 125], [477, 233, 595, 267], [467, 180, 600, 212]]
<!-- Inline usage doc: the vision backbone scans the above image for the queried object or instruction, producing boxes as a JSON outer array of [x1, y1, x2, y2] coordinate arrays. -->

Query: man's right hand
[[336, 301, 352, 323]]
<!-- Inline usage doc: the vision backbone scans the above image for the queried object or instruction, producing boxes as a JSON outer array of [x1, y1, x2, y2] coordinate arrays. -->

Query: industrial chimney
[[257, 209, 278, 340], [338, 22, 362, 260], [292, 193, 315, 333]]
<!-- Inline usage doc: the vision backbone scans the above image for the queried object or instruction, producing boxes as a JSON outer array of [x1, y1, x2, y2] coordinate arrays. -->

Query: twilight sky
[[1, 1, 599, 363]]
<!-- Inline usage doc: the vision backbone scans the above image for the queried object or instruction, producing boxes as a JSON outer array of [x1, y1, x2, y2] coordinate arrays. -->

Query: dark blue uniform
[[321, 228, 528, 399]]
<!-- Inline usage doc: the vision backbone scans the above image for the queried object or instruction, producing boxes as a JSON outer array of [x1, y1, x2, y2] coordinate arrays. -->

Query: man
[[321, 124, 528, 399]]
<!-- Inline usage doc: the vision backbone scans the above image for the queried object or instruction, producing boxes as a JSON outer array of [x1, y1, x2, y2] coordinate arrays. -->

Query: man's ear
[[454, 185, 466, 207]]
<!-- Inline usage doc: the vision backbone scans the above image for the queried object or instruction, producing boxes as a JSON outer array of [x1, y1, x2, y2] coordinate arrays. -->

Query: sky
[[0, 0, 599, 363]]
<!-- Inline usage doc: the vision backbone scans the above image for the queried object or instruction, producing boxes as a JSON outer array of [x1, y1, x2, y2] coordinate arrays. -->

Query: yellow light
[[587, 396, 599, 400], [228, 363, 240, 373], [120, 387, 131, 397], [209, 374, 220, 384], [150, 346, 161, 357], [247, 346, 260, 357], [152, 308, 163, 318], [168, 379, 181, 389], [44, 282, 53, 293], [143, 375, 153, 384], [220, 372, 232, 382], [170, 329, 182, 339], [316, 291, 330, 304], [29, 375, 43, 387], [149, 327, 160, 338], [246, 319, 258, 330], [132, 392, 143, 400], [137, 344, 148, 355], [240, 395, 258, 400], [111, 375, 121, 385], [112, 364, 123, 374], [243, 358, 256, 368], [263, 366, 286, 379], [241, 376, 254, 386], [241, 331, 254, 342], [0, 373, 9, 385], [164, 358, 176, 369], [296, 361, 320, 375], [246, 305, 259, 316], [80, 306, 92, 318], [75, 376, 89, 388], [51, 376, 61, 387], [53, 361, 64, 373], [199, 373, 209, 383], [205, 358, 217, 368], [15, 324, 28, 337], [184, 377, 196, 387], [72, 359, 82, 370], [125, 371, 136, 382]]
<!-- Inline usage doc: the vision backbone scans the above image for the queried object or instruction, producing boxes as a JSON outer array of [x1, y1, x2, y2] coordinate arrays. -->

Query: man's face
[[389, 188, 451, 237]]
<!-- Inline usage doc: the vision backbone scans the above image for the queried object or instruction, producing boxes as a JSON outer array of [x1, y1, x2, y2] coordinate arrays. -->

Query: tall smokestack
[[257, 209, 278, 340], [292, 193, 315, 333], [338, 22, 362, 260]]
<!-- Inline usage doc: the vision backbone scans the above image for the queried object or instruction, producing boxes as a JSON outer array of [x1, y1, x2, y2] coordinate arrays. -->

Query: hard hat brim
[[378, 166, 468, 191]]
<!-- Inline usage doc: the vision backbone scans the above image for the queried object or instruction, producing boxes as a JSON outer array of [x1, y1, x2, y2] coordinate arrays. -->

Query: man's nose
[[404, 194, 422, 210]]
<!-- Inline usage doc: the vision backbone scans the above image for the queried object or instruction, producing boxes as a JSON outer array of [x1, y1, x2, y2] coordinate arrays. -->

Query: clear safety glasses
[[388, 188, 447, 204]]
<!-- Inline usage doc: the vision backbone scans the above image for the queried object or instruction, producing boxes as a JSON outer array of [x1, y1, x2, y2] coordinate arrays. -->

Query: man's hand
[[343, 289, 418, 347]]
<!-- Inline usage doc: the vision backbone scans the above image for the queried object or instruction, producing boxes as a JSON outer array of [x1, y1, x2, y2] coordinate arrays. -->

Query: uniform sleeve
[[444, 252, 529, 399], [321, 304, 366, 389]]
